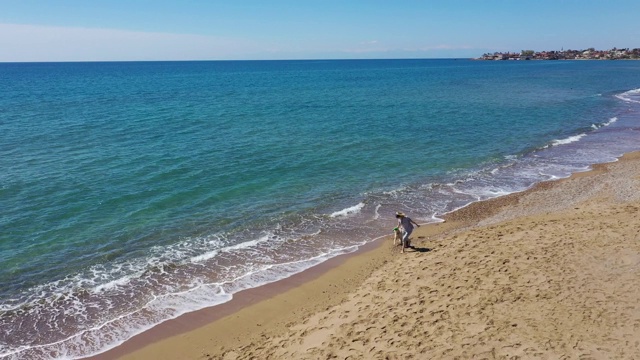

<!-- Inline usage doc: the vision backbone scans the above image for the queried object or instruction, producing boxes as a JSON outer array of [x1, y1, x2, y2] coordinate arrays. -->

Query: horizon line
[[0, 57, 475, 64]]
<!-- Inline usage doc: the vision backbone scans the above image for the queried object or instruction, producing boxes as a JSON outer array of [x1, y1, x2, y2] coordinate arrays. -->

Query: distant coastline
[[476, 47, 640, 60]]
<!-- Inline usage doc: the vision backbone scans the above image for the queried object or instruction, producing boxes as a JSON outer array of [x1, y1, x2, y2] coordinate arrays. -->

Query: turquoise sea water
[[1, 59, 640, 359]]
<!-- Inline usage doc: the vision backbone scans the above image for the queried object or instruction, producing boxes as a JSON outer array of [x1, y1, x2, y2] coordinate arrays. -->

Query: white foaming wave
[[442, 164, 535, 212], [10, 175, 492, 359], [5, 283, 234, 360], [0, 258, 148, 314], [158, 234, 226, 264], [220, 233, 276, 251], [448, 186, 477, 198], [188, 233, 277, 263], [615, 88, 640, 104], [185, 226, 322, 265], [538, 171, 560, 180], [189, 231, 279, 264], [429, 213, 447, 223], [488, 156, 519, 174], [551, 133, 586, 146], [4, 241, 365, 360], [99, 245, 361, 359], [441, 182, 524, 217], [603, 116, 618, 126], [592, 117, 618, 129], [93, 275, 138, 293], [382, 184, 408, 195], [445, 177, 476, 187], [219, 244, 362, 295], [473, 187, 513, 199], [0, 232, 236, 332], [373, 204, 382, 219], [188, 249, 221, 264], [329, 202, 364, 217]]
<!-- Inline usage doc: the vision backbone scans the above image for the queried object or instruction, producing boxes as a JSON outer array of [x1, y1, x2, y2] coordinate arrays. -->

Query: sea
[[1, 59, 640, 359]]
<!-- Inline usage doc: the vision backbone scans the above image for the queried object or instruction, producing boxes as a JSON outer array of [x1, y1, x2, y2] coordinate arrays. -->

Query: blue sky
[[1, 0, 639, 62]]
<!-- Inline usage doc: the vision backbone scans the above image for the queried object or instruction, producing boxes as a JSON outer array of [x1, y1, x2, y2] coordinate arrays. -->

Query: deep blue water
[[1, 59, 640, 359]]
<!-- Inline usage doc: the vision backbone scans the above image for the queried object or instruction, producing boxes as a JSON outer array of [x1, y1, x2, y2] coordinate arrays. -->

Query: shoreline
[[88, 151, 640, 359], [84, 234, 393, 360], [87, 217, 470, 360]]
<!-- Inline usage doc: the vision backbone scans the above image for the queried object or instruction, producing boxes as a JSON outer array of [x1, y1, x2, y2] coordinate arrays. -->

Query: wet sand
[[93, 152, 640, 360]]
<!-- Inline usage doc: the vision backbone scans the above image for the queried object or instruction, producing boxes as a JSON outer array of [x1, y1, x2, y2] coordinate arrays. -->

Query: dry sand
[[101, 152, 640, 360]]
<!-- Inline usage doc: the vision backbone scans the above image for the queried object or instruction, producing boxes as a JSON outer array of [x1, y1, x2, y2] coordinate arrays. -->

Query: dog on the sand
[[392, 227, 403, 246], [393, 226, 412, 253]]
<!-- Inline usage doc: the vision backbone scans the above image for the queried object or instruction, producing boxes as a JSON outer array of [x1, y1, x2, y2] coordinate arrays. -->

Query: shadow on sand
[[406, 245, 431, 253]]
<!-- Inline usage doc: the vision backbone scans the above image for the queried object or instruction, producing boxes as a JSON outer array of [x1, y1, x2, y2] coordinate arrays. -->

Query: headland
[[477, 47, 640, 60]]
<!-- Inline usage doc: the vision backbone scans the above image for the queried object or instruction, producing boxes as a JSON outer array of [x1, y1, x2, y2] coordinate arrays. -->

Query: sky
[[1, 0, 639, 62]]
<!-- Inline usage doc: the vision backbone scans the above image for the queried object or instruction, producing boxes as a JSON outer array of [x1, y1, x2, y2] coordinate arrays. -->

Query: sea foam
[[615, 88, 640, 104], [551, 133, 586, 146], [329, 203, 365, 217]]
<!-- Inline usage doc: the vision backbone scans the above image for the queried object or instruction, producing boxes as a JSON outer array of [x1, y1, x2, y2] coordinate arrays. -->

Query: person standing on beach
[[396, 212, 420, 253]]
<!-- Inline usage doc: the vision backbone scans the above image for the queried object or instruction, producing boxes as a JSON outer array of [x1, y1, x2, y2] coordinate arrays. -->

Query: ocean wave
[[550, 133, 586, 146], [329, 202, 365, 217], [615, 88, 640, 104], [592, 117, 618, 129], [373, 204, 382, 220], [0, 243, 363, 360]]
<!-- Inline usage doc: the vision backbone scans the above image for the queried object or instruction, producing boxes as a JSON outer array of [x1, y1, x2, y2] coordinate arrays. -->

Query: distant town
[[476, 48, 640, 61]]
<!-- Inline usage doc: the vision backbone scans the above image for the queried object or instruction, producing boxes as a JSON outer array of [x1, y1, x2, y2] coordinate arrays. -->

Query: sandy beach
[[95, 151, 640, 360]]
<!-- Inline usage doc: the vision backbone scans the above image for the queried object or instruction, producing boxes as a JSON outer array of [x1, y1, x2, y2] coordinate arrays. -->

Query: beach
[[90, 152, 640, 359]]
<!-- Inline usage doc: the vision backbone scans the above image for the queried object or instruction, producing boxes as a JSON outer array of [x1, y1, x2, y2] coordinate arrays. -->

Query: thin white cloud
[[343, 44, 476, 55], [0, 23, 484, 61], [0, 23, 256, 62]]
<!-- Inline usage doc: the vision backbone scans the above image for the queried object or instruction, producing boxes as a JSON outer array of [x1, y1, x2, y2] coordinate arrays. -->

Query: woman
[[395, 212, 420, 252]]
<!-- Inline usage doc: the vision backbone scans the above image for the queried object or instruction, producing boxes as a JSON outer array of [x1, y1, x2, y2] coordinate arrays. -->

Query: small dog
[[393, 227, 412, 253], [392, 227, 403, 246]]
